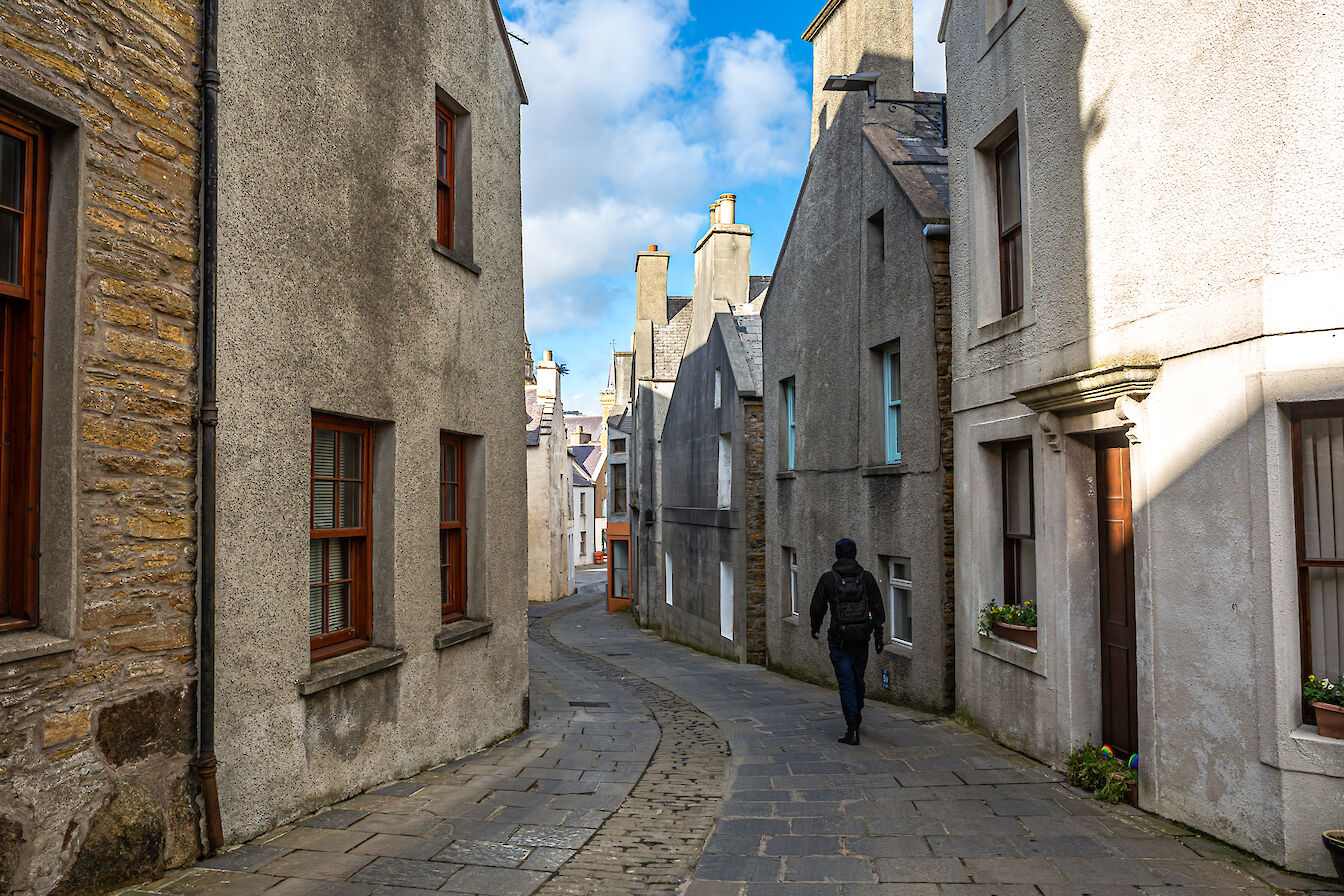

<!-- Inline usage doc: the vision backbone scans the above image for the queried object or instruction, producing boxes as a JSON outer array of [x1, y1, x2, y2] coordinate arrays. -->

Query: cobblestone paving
[[122, 572, 1342, 896]]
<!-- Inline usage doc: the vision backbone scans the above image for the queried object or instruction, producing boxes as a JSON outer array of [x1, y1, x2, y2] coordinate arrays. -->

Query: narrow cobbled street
[[122, 571, 1342, 896]]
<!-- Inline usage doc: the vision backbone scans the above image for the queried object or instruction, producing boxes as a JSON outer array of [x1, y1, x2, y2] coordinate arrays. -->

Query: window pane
[[997, 138, 1021, 231], [893, 559, 911, 582], [328, 539, 348, 581], [1307, 566, 1344, 678], [443, 443, 459, 482], [314, 429, 336, 477], [339, 432, 363, 480], [0, 211, 17, 285], [887, 351, 901, 403], [327, 582, 349, 632], [1018, 538, 1037, 605], [1004, 441, 1033, 536], [438, 117, 448, 149], [895, 586, 913, 643], [309, 586, 324, 637], [444, 483, 459, 522], [308, 540, 323, 585], [339, 482, 361, 528], [1302, 416, 1344, 560], [313, 482, 335, 528], [0, 133, 21, 209]]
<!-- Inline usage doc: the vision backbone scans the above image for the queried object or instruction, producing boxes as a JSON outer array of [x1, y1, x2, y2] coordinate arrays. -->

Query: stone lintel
[[1012, 363, 1161, 415]]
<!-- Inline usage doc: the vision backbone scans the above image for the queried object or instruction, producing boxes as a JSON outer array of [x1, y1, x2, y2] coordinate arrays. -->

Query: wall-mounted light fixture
[[823, 71, 947, 147]]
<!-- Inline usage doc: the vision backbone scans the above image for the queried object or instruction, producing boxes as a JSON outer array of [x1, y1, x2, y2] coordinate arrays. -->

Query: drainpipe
[[195, 0, 224, 854]]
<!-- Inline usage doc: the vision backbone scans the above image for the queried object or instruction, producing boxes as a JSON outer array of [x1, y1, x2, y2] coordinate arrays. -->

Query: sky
[[501, 0, 947, 416]]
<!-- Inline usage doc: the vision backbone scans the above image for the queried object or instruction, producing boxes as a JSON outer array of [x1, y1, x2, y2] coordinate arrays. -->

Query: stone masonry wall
[[742, 400, 766, 665], [0, 2, 202, 894], [925, 234, 955, 711]]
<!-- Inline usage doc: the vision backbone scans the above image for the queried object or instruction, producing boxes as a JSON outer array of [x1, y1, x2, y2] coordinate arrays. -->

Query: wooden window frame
[[1002, 438, 1035, 607], [611, 462, 627, 514], [436, 101, 456, 251], [610, 437, 626, 454], [310, 414, 373, 661], [1290, 400, 1344, 722], [883, 344, 902, 465], [784, 378, 797, 470], [440, 432, 467, 622], [0, 108, 49, 633], [996, 131, 1024, 317]]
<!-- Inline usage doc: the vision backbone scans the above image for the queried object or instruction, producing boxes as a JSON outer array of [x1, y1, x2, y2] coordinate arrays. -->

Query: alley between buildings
[[121, 570, 1341, 896]]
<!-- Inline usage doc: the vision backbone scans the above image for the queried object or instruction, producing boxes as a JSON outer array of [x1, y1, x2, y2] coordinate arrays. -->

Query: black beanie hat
[[835, 538, 857, 559]]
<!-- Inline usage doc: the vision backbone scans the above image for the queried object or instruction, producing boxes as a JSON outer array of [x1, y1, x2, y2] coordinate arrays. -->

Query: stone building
[[604, 350, 635, 611], [526, 351, 575, 601], [763, 0, 954, 711], [942, 0, 1344, 875], [567, 415, 601, 568], [208, 0, 529, 849], [0, 3, 205, 892], [629, 199, 770, 663]]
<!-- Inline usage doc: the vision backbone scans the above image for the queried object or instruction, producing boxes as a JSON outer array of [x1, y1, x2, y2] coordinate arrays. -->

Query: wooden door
[[1097, 434, 1138, 758]]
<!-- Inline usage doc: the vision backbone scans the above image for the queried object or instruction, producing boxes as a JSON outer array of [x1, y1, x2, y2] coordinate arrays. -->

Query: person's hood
[[831, 558, 863, 578]]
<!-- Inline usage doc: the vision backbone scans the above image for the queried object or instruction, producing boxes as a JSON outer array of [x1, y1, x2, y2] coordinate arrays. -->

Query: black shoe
[[838, 728, 860, 746]]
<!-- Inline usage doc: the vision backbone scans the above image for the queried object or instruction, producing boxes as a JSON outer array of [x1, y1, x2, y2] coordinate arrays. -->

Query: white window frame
[[788, 548, 799, 616], [886, 556, 913, 647], [717, 434, 732, 508], [665, 552, 674, 606], [720, 561, 734, 640], [883, 343, 901, 464], [714, 367, 722, 409]]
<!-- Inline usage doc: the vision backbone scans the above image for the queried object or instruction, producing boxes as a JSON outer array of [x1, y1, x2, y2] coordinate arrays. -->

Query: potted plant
[[1305, 674, 1344, 739], [979, 600, 1038, 649], [1324, 830, 1344, 883]]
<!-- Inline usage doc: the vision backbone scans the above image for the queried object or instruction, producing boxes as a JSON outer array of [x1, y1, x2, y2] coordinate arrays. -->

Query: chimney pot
[[648, 245, 658, 251], [718, 193, 736, 225], [543, 350, 554, 363]]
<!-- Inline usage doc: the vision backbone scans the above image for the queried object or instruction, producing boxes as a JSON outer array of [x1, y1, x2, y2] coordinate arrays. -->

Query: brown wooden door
[[1097, 434, 1138, 758]]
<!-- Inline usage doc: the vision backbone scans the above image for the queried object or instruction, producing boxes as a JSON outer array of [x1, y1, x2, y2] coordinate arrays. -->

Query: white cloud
[[913, 0, 948, 92], [705, 31, 810, 179]]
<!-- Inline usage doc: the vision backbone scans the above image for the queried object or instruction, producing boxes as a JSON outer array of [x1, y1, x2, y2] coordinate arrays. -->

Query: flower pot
[[1323, 830, 1344, 882], [991, 621, 1038, 649], [1313, 702, 1344, 739]]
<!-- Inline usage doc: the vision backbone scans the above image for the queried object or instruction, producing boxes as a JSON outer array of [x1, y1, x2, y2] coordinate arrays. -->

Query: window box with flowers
[[979, 600, 1037, 649], [1306, 674, 1344, 740]]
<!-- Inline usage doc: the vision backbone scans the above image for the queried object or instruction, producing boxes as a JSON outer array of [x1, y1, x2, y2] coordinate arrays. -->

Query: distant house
[[567, 415, 603, 567], [526, 351, 575, 601], [604, 353, 636, 610], [630, 198, 770, 663]]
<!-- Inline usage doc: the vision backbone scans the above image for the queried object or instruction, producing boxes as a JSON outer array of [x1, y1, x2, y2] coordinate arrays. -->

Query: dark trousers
[[828, 641, 869, 723]]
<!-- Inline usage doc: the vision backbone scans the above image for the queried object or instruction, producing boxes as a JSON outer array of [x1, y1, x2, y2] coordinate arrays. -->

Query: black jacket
[[809, 558, 885, 645]]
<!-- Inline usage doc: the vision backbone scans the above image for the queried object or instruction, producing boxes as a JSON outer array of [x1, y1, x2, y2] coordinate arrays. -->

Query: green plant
[[1305, 673, 1344, 708], [978, 599, 1038, 636], [1066, 743, 1136, 804]]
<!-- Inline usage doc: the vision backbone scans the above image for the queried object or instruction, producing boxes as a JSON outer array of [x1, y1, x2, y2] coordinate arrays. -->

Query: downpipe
[[195, 0, 224, 853]]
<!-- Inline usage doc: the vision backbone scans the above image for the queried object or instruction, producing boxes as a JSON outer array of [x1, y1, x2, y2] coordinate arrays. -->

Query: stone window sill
[[777, 471, 796, 480], [435, 617, 493, 650], [298, 646, 406, 696], [862, 462, 910, 477], [974, 631, 1045, 678], [878, 640, 914, 660], [0, 630, 76, 666], [430, 240, 481, 276], [970, 303, 1036, 349], [1284, 724, 1344, 779]]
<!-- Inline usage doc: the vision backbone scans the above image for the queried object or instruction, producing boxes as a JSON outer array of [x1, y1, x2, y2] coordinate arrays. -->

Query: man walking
[[810, 538, 885, 745]]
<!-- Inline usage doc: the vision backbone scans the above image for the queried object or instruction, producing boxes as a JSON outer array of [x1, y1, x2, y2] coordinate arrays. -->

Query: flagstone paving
[[122, 572, 1343, 896]]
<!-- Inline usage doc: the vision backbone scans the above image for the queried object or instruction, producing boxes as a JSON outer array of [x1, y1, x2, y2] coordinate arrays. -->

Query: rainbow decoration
[[1100, 745, 1115, 760], [1128, 754, 1139, 770]]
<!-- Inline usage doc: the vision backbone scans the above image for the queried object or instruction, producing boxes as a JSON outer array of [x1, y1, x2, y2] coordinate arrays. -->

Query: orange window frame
[[310, 414, 373, 660], [0, 107, 48, 632], [436, 101, 455, 250], [440, 432, 467, 622]]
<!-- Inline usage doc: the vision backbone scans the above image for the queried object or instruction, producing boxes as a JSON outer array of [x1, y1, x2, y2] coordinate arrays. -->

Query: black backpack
[[832, 571, 872, 645]]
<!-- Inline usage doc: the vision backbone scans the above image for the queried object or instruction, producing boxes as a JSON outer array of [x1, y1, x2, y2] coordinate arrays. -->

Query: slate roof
[[569, 450, 596, 488], [653, 297, 694, 381], [749, 276, 772, 304], [565, 415, 603, 439], [570, 443, 602, 478], [525, 385, 557, 448], [862, 96, 951, 224], [734, 311, 764, 394]]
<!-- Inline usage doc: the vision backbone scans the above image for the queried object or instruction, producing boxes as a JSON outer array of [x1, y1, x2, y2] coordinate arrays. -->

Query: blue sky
[[502, 0, 946, 415]]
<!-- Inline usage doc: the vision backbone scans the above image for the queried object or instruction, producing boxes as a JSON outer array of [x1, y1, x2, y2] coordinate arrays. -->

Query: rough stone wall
[[926, 235, 955, 710], [0, 1, 203, 893], [742, 401, 766, 665]]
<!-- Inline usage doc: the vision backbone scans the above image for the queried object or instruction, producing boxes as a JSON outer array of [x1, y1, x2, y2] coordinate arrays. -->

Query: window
[[886, 557, 913, 645], [782, 378, 796, 470], [1002, 439, 1035, 607], [720, 561, 734, 640], [883, 343, 902, 464], [996, 131, 1023, 316], [310, 416, 373, 660], [787, 548, 799, 616], [611, 463, 627, 513], [610, 437, 626, 454], [1292, 404, 1344, 704], [714, 368, 722, 409], [665, 552, 673, 605], [717, 435, 732, 508], [580, 531, 586, 556], [579, 493, 586, 517], [435, 101, 455, 250], [0, 108, 47, 632], [866, 210, 885, 267], [440, 433, 466, 622]]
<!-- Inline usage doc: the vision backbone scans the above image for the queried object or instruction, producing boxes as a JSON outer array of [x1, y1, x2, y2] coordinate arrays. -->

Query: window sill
[[862, 462, 909, 477], [0, 630, 77, 666], [973, 631, 1045, 677], [879, 640, 914, 660], [970, 306, 1035, 348], [1283, 724, 1344, 778], [435, 617, 493, 651], [981, 0, 1027, 59], [777, 471, 796, 481], [430, 240, 482, 276], [298, 646, 406, 696]]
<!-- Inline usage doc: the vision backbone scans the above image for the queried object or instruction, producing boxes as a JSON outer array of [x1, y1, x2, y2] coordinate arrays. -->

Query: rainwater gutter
[[195, 0, 225, 853]]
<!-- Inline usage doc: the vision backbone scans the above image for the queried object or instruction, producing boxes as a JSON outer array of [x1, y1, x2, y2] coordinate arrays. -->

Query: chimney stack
[[536, 349, 560, 400], [718, 193, 735, 224], [568, 426, 591, 446], [635, 246, 671, 326]]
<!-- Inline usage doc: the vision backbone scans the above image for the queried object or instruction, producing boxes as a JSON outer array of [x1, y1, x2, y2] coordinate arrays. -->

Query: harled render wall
[[0, 1, 204, 892], [212, 0, 528, 842]]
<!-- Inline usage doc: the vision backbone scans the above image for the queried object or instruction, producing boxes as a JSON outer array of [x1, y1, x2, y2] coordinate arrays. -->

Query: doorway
[[1096, 433, 1138, 759], [607, 523, 631, 612]]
